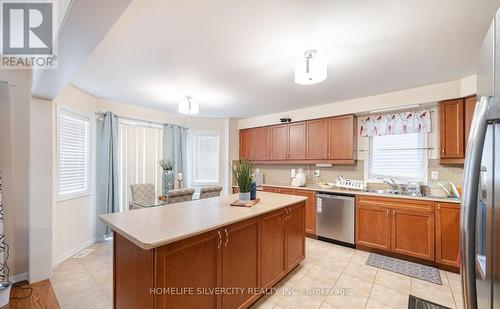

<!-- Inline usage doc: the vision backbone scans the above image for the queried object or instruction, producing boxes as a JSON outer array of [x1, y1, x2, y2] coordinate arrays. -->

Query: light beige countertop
[[100, 192, 307, 250], [251, 183, 461, 204]]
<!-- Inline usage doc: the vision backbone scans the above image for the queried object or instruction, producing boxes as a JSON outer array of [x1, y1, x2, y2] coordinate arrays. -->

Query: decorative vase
[[162, 170, 175, 195], [239, 192, 251, 201], [250, 181, 257, 200]]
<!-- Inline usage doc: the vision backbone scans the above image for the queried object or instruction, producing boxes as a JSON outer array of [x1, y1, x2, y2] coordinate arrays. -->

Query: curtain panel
[[96, 112, 120, 238], [163, 124, 188, 187], [360, 110, 431, 137]]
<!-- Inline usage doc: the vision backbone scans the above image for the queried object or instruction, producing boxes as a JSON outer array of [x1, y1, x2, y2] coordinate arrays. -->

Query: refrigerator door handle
[[461, 96, 490, 309]]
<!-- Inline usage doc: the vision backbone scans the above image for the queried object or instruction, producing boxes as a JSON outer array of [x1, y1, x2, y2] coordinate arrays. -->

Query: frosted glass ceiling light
[[294, 50, 327, 85], [178, 96, 199, 115]]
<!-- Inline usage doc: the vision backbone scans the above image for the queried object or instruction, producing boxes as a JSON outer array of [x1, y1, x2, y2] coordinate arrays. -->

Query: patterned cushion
[[167, 188, 195, 204], [130, 183, 156, 204], [199, 186, 223, 199]]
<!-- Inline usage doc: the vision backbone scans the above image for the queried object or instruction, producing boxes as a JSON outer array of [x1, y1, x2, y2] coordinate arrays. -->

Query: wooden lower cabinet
[[391, 209, 435, 261], [263, 186, 279, 193], [296, 190, 316, 235], [221, 218, 260, 309], [277, 188, 296, 195], [355, 204, 391, 251], [115, 202, 306, 309], [436, 203, 460, 267]]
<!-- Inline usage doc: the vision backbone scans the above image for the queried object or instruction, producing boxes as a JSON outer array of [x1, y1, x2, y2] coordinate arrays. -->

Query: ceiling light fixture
[[294, 49, 327, 85], [178, 96, 199, 115]]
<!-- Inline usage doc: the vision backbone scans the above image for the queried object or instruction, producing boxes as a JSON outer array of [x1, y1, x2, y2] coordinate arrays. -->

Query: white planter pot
[[239, 192, 251, 201]]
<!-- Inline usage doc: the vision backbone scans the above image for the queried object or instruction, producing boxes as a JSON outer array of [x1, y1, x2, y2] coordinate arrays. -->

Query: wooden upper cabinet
[[436, 203, 460, 267], [253, 127, 270, 160], [306, 119, 328, 159], [288, 122, 306, 160], [270, 125, 288, 160], [240, 129, 254, 160], [328, 115, 356, 162], [464, 95, 477, 148], [439, 99, 465, 163]]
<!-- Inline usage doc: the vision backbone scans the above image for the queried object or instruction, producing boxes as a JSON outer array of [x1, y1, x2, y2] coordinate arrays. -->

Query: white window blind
[[192, 131, 219, 184], [368, 133, 427, 182], [58, 110, 90, 198]]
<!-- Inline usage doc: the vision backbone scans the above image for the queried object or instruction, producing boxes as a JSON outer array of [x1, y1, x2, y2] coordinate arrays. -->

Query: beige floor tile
[[368, 284, 410, 308], [374, 269, 411, 293], [349, 250, 370, 265], [334, 273, 373, 297], [411, 277, 456, 308], [322, 293, 368, 309], [365, 299, 402, 309], [275, 293, 326, 309], [343, 262, 378, 282], [306, 265, 342, 284]]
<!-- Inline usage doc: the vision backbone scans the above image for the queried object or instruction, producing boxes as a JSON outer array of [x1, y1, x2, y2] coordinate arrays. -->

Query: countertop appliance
[[316, 193, 355, 246], [461, 8, 500, 309]]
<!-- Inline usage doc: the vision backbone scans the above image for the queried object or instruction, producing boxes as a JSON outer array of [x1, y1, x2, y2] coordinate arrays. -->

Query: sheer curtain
[[118, 122, 163, 211], [163, 124, 188, 187]]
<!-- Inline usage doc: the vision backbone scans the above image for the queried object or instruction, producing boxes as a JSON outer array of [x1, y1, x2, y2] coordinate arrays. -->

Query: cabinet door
[[288, 122, 306, 160], [306, 119, 328, 160], [286, 203, 305, 270], [391, 209, 435, 261], [261, 209, 287, 288], [439, 99, 464, 160], [270, 125, 288, 160], [296, 190, 316, 235], [253, 127, 270, 161], [263, 186, 279, 193], [278, 188, 296, 195], [355, 205, 391, 251], [464, 95, 477, 148], [240, 129, 254, 160], [436, 203, 460, 267], [328, 115, 356, 161], [221, 218, 260, 309], [155, 231, 220, 309]]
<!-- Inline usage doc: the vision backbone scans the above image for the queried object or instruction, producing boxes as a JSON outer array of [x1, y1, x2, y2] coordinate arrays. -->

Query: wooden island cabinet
[[102, 193, 306, 309]]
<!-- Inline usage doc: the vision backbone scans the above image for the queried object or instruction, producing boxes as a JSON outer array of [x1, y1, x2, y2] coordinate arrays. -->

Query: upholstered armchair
[[130, 183, 156, 205], [167, 188, 195, 204], [199, 186, 223, 199]]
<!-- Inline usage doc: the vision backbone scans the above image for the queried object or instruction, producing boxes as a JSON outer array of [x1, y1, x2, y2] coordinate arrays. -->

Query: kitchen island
[[100, 192, 307, 309]]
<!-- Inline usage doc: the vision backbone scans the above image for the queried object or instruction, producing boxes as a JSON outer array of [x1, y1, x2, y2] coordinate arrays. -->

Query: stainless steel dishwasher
[[316, 193, 355, 246]]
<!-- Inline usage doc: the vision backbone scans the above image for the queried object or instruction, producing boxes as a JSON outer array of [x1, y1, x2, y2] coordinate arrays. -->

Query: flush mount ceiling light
[[178, 96, 199, 115], [294, 50, 327, 85]]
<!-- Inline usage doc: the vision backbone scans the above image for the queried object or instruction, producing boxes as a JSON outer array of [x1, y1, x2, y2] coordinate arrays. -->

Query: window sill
[[57, 192, 92, 203]]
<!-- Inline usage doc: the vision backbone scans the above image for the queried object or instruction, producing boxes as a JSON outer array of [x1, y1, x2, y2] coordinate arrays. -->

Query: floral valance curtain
[[360, 110, 431, 137]]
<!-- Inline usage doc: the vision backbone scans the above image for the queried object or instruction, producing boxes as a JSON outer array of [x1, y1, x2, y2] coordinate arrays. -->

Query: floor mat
[[366, 253, 442, 285], [408, 295, 452, 309]]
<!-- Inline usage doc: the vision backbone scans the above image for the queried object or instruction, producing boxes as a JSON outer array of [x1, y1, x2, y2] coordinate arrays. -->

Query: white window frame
[[189, 130, 220, 186], [365, 132, 429, 184], [57, 108, 91, 201]]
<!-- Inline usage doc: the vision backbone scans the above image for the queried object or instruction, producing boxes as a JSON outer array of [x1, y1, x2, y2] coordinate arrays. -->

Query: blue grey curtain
[[163, 124, 188, 187], [96, 112, 120, 238]]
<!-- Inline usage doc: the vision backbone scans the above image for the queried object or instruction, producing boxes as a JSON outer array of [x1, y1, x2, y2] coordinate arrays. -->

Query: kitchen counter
[[253, 183, 461, 204], [100, 192, 307, 250]]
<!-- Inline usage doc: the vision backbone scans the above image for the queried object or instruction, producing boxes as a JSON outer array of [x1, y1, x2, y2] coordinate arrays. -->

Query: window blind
[[192, 132, 219, 183], [58, 110, 90, 197], [368, 133, 427, 182]]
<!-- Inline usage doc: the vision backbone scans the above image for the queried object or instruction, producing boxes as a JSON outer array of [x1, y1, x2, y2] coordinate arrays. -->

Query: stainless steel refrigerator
[[461, 9, 500, 309]]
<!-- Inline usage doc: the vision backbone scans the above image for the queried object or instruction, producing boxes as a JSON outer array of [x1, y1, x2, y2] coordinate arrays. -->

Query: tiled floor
[[50, 238, 463, 309]]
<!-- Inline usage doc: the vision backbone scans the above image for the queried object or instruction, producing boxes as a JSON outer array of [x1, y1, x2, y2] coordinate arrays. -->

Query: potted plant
[[159, 159, 175, 195], [232, 160, 254, 201]]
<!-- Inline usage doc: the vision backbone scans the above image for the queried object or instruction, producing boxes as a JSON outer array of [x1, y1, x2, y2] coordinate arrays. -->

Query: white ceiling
[[71, 0, 499, 118]]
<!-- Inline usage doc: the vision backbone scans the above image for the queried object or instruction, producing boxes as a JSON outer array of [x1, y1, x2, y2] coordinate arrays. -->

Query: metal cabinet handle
[[224, 229, 229, 247], [217, 230, 222, 248]]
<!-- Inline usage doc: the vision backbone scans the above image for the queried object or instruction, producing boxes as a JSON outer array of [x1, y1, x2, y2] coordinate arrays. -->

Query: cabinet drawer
[[356, 195, 434, 213]]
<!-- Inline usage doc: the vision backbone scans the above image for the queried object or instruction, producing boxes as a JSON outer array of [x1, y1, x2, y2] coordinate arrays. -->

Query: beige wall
[[0, 70, 31, 281]]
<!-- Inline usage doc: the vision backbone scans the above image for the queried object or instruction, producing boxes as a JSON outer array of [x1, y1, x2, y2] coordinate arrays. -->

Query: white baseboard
[[56, 237, 97, 265], [9, 272, 28, 283]]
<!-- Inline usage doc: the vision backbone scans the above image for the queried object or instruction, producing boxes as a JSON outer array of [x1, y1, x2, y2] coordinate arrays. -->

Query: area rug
[[408, 295, 451, 309], [366, 253, 442, 285]]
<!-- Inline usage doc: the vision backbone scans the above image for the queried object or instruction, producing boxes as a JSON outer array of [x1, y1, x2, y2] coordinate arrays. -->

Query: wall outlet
[[431, 171, 439, 181], [314, 169, 320, 177]]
